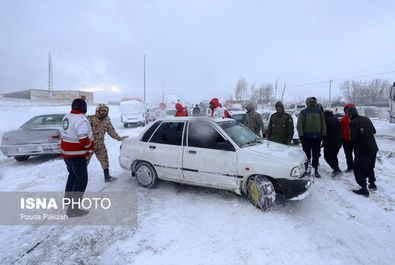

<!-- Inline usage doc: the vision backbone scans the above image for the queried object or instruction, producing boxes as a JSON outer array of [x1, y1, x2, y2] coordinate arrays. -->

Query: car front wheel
[[14, 155, 30, 162], [247, 175, 275, 210], [135, 161, 157, 188]]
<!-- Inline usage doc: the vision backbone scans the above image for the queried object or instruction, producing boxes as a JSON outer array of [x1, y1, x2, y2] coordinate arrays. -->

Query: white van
[[120, 100, 148, 127]]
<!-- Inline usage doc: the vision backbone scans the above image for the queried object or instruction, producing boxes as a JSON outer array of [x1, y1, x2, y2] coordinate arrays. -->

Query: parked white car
[[120, 100, 148, 127], [119, 117, 313, 210]]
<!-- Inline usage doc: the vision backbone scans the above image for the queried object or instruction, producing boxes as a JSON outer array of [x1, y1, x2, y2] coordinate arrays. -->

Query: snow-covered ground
[[0, 99, 394, 265]]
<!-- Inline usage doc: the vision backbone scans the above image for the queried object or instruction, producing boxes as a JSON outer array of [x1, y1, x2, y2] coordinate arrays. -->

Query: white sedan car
[[119, 117, 313, 210]]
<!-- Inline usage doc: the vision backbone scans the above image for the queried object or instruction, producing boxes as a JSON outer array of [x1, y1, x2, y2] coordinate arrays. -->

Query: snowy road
[[0, 100, 394, 265]]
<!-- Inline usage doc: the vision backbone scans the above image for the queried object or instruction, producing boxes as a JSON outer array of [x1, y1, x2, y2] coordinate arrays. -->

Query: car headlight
[[290, 163, 306, 177]]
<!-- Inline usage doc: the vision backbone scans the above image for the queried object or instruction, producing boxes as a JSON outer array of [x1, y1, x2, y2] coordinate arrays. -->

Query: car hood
[[243, 141, 306, 164]]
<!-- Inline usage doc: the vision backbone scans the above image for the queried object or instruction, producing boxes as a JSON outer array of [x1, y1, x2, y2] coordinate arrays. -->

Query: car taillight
[[51, 135, 60, 139]]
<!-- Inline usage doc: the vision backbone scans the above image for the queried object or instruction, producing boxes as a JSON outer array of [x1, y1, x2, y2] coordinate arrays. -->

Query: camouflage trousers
[[87, 143, 109, 169]]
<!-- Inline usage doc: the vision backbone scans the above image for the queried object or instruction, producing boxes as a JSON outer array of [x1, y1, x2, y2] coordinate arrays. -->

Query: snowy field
[[0, 99, 394, 265]]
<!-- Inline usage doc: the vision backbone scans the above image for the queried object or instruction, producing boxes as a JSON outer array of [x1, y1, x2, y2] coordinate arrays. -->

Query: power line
[[286, 69, 395, 89]]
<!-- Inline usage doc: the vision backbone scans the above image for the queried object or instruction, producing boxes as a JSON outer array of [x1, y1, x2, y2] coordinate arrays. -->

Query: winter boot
[[352, 188, 369, 197], [368, 183, 377, 191], [104, 168, 117, 183], [67, 207, 89, 217], [331, 170, 342, 178]]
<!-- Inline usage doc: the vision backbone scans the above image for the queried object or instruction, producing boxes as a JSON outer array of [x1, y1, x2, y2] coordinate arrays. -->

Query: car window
[[262, 113, 270, 120], [42, 115, 64, 125], [219, 120, 261, 147], [150, 122, 184, 145], [141, 121, 162, 142], [232, 114, 246, 124], [21, 115, 64, 129], [188, 121, 229, 150]]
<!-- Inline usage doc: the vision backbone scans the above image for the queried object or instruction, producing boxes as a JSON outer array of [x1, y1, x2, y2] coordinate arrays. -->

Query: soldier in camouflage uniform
[[267, 101, 294, 145], [87, 104, 128, 182]]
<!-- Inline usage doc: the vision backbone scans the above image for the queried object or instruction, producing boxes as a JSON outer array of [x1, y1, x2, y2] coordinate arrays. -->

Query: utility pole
[[329, 80, 333, 108], [162, 80, 165, 103], [275, 79, 278, 101], [144, 54, 146, 103], [48, 52, 53, 97], [281, 83, 286, 102]]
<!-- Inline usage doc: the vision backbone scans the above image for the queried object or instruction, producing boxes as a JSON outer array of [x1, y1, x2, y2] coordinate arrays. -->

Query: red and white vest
[[60, 110, 94, 158]]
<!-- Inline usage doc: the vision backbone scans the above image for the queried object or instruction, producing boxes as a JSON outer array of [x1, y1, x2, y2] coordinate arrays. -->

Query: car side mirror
[[216, 141, 235, 151]]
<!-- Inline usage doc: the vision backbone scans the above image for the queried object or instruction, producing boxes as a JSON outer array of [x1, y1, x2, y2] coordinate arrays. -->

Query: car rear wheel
[[123, 123, 128, 128], [293, 139, 300, 145], [14, 155, 30, 162], [247, 175, 275, 210], [135, 161, 157, 188]]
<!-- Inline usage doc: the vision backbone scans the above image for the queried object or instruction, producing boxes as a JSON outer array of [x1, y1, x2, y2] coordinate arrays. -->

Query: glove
[[120, 136, 129, 140]]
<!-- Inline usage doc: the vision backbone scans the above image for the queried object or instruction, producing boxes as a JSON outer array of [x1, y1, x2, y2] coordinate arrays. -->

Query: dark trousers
[[302, 137, 321, 168], [354, 153, 377, 189], [324, 145, 341, 172], [64, 157, 88, 194], [342, 139, 355, 170]]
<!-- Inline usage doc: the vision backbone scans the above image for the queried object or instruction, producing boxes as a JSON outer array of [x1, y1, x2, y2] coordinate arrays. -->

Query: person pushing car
[[87, 104, 128, 182]]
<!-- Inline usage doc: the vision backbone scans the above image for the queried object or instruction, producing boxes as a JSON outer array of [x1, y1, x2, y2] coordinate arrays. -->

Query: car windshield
[[21, 114, 65, 129], [232, 114, 246, 124], [218, 120, 262, 147]]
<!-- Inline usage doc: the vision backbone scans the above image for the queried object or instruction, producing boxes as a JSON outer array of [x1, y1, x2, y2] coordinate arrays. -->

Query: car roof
[[231, 111, 246, 115], [154, 116, 234, 123], [36, 114, 65, 117]]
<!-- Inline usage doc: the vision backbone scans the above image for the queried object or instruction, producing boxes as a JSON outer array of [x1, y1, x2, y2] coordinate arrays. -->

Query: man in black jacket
[[323, 110, 342, 177], [347, 106, 379, 197]]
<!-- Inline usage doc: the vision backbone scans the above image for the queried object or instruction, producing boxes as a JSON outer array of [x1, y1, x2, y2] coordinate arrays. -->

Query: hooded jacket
[[340, 104, 356, 141], [323, 111, 342, 147], [88, 104, 122, 146], [349, 114, 378, 154], [245, 103, 265, 137], [267, 101, 294, 144], [175, 103, 188, 117], [297, 97, 327, 138], [209, 98, 225, 118]]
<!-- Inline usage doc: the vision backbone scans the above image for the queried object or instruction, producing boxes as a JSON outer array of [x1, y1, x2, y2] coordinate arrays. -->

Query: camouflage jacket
[[88, 104, 122, 145]]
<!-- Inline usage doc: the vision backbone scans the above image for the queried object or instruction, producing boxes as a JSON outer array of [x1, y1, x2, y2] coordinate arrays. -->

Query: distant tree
[[259, 83, 273, 104], [341, 78, 391, 105], [234, 78, 248, 101], [249, 83, 256, 104]]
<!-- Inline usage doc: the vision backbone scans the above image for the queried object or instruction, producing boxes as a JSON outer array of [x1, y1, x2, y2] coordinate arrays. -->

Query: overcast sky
[[1, 0, 395, 104]]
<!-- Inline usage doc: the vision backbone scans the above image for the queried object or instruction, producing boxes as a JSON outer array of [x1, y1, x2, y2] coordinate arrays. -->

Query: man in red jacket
[[341, 104, 356, 171], [175, 103, 188, 117], [61, 98, 94, 217]]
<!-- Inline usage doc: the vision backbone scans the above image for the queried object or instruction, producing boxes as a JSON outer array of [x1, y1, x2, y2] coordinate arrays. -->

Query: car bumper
[[0, 143, 60, 157], [121, 117, 145, 124], [118, 155, 133, 170], [272, 165, 314, 200]]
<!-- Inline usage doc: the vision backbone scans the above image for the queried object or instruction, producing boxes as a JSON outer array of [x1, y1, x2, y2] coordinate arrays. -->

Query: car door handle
[[149, 145, 156, 149], [188, 150, 196, 154]]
